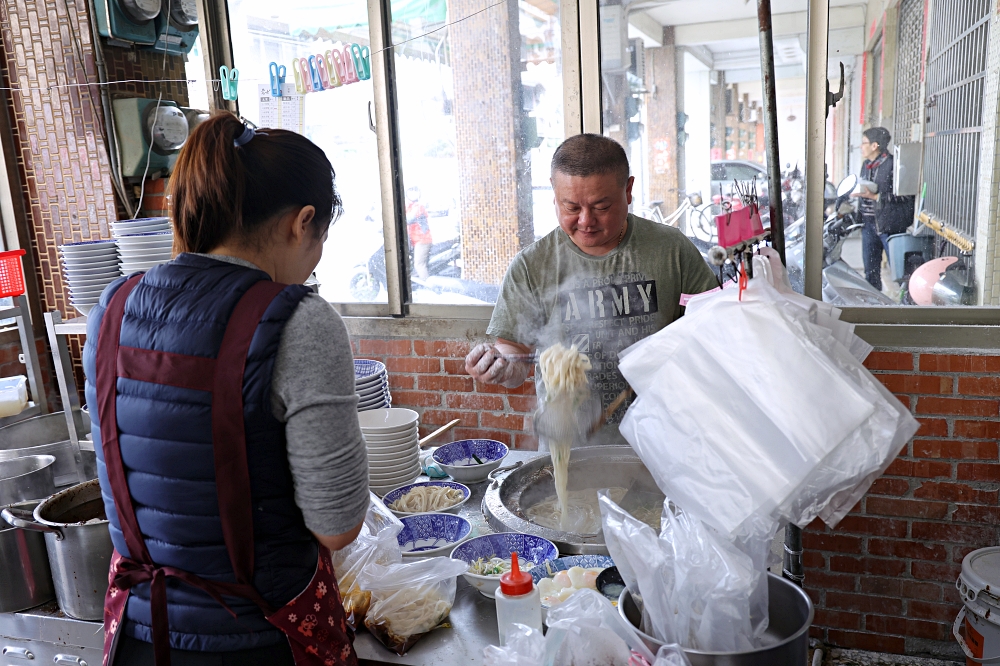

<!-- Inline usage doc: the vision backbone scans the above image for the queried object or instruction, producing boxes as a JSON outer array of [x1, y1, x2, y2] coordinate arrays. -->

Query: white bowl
[[365, 440, 418, 456], [73, 303, 95, 315], [362, 426, 417, 441], [59, 240, 118, 251], [363, 435, 418, 449], [119, 249, 171, 258], [369, 463, 422, 483], [357, 408, 419, 434], [367, 446, 419, 461], [112, 223, 170, 234], [68, 274, 118, 285], [369, 450, 419, 467], [370, 456, 420, 475], [358, 393, 388, 408]]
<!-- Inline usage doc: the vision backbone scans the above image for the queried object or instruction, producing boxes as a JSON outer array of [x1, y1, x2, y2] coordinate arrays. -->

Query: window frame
[[206, 0, 1000, 349]]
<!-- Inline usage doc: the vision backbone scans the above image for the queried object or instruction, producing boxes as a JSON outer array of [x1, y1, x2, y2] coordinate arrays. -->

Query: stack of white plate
[[59, 240, 121, 316], [355, 359, 391, 412], [113, 218, 173, 274], [359, 408, 421, 495]]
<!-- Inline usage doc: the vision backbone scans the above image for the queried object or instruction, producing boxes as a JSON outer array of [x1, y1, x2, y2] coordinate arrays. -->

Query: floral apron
[[97, 276, 357, 666]]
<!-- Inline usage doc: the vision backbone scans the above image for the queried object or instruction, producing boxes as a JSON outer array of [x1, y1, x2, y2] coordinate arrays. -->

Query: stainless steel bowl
[[482, 446, 663, 555], [0, 454, 56, 505], [0, 411, 90, 487]]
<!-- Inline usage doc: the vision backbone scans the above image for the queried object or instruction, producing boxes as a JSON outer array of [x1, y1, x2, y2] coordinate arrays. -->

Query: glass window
[[823, 0, 993, 307], [227, 0, 387, 304], [600, 0, 807, 252], [389, 0, 565, 304]]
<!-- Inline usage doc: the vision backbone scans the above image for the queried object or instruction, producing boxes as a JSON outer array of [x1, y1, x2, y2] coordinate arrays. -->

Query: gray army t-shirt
[[487, 214, 719, 424]]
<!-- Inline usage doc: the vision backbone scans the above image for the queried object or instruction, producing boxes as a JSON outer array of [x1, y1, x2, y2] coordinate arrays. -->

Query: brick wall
[[353, 336, 998, 659]]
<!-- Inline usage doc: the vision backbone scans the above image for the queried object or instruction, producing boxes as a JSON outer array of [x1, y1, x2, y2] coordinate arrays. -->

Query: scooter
[[785, 175, 897, 306], [349, 236, 463, 301]]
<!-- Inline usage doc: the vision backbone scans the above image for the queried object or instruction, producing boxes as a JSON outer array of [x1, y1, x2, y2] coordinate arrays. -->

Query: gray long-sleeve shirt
[[197, 254, 369, 536]]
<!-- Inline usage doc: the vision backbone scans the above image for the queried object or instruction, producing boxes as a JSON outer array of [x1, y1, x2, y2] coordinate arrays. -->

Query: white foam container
[[954, 546, 1000, 663]]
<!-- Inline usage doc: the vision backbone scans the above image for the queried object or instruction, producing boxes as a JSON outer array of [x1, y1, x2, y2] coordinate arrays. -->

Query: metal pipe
[[757, 0, 786, 266], [803, 0, 830, 299], [579, 0, 602, 133], [783, 523, 805, 585]]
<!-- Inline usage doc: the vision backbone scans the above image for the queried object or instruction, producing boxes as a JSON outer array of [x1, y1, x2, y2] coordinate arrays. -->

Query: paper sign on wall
[[258, 83, 305, 134]]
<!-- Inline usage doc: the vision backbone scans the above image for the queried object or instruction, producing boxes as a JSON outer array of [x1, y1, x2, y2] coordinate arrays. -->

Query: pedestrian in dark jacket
[[853, 127, 915, 290]]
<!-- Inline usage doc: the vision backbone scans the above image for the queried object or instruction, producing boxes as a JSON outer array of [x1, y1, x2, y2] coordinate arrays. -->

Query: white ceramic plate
[[112, 222, 170, 233], [64, 263, 121, 276], [59, 246, 118, 257], [114, 231, 172, 240], [118, 252, 171, 262], [62, 255, 120, 268], [355, 373, 387, 388], [367, 447, 419, 462], [68, 275, 118, 286], [73, 303, 95, 315], [59, 240, 115, 253], [69, 287, 108, 298], [120, 262, 164, 271], [357, 408, 419, 433], [358, 394, 388, 409]]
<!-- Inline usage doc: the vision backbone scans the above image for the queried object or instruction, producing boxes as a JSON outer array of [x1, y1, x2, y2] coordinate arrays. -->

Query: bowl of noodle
[[450, 532, 559, 598], [383, 481, 471, 517], [432, 439, 508, 483]]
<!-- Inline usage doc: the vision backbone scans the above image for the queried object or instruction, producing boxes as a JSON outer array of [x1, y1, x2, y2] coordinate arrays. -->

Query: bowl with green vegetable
[[450, 532, 558, 598], [432, 439, 508, 483]]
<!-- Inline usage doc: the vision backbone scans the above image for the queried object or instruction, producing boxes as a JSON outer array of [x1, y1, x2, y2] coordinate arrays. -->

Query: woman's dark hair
[[551, 133, 631, 187], [170, 112, 342, 253], [863, 127, 892, 154]]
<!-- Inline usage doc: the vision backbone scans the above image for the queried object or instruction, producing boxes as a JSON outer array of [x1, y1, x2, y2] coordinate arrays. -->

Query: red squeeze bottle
[[495, 551, 542, 645]]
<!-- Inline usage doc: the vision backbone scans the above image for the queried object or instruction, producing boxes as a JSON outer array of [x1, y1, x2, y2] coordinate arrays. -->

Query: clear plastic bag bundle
[[617, 259, 918, 536], [330, 492, 403, 629], [483, 589, 655, 666], [357, 557, 467, 655], [599, 492, 765, 652]]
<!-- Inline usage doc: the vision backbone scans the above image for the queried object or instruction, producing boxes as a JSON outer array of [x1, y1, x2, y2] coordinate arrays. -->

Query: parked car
[[710, 160, 769, 200]]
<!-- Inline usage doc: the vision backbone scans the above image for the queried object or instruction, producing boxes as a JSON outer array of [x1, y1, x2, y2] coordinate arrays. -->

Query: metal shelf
[[51, 316, 87, 336], [43, 310, 89, 453]]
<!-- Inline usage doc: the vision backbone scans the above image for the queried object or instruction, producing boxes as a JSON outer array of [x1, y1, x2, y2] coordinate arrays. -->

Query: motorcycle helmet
[[907, 256, 957, 306]]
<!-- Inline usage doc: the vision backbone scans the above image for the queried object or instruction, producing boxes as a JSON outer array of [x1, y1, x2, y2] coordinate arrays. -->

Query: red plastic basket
[[0, 249, 26, 298]]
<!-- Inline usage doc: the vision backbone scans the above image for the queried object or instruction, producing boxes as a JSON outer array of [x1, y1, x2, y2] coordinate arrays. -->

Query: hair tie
[[234, 124, 256, 147]]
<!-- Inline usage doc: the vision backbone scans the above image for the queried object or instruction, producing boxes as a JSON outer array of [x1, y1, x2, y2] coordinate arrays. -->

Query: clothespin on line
[[219, 66, 239, 101]]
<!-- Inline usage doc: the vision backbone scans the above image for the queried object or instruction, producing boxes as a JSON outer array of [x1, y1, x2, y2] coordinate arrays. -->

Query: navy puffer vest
[[83, 254, 318, 652]]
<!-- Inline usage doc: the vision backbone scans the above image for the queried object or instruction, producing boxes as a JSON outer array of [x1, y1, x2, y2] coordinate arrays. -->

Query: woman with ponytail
[[84, 112, 367, 666]]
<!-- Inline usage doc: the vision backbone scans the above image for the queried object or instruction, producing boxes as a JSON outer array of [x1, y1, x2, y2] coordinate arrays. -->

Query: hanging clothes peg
[[298, 58, 313, 92], [329, 50, 347, 87], [349, 43, 371, 81], [308, 55, 324, 91], [341, 45, 359, 84], [316, 54, 332, 89], [269, 62, 286, 97], [219, 66, 239, 101], [292, 58, 306, 93], [323, 51, 344, 88]]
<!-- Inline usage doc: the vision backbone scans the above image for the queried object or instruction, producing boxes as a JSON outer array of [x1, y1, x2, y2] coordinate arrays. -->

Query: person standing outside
[[853, 127, 915, 290], [406, 186, 433, 281], [464, 134, 719, 444]]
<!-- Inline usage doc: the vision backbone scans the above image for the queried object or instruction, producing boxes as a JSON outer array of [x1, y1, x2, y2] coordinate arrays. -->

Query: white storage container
[[0, 375, 28, 417]]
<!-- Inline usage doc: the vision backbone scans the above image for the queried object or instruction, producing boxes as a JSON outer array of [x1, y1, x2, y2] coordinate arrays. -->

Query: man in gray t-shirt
[[466, 134, 719, 441]]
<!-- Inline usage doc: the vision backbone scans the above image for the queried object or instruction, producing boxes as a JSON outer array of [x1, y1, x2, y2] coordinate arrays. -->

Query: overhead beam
[[674, 6, 865, 46], [628, 11, 663, 47]]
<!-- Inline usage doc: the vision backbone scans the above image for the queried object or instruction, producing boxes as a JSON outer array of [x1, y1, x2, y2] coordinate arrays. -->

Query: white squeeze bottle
[[494, 552, 542, 646]]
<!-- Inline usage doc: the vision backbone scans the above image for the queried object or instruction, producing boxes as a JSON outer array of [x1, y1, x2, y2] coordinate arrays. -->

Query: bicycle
[[637, 194, 717, 242]]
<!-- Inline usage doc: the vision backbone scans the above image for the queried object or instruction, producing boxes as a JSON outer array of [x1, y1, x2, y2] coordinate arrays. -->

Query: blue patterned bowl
[[396, 513, 472, 557], [432, 439, 508, 483], [530, 555, 615, 585], [382, 481, 471, 517], [354, 359, 387, 383], [450, 533, 559, 598]]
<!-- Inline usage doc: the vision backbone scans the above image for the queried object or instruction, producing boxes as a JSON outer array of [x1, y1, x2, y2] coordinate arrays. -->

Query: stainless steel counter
[[0, 451, 541, 666], [354, 450, 540, 666]]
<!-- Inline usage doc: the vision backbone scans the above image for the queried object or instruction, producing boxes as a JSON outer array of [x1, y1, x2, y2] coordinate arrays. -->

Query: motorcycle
[[785, 174, 897, 306], [349, 236, 464, 301]]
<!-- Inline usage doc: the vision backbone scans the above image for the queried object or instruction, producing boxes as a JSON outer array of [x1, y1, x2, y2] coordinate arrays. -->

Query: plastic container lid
[[499, 552, 533, 597], [958, 546, 1000, 612]]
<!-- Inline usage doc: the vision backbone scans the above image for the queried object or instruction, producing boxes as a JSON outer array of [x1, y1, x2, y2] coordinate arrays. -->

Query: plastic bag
[[357, 557, 467, 654], [546, 589, 655, 666], [483, 590, 655, 666], [599, 492, 760, 652], [652, 645, 692, 666], [330, 492, 403, 629], [617, 271, 917, 535], [483, 624, 546, 666]]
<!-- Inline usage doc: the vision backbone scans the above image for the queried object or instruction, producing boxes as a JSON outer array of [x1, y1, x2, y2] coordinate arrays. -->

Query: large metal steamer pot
[[619, 573, 814, 666], [0, 454, 56, 505], [0, 412, 90, 487], [0, 499, 55, 612], [1, 479, 112, 620], [482, 446, 663, 555]]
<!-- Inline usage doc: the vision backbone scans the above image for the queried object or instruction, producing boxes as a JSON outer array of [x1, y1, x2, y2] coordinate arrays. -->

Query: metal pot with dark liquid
[[2, 479, 112, 620]]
